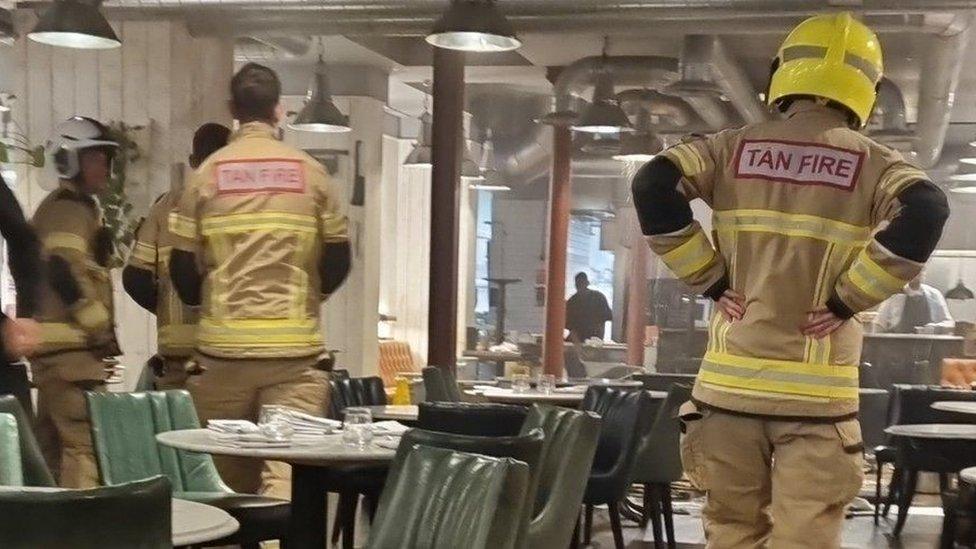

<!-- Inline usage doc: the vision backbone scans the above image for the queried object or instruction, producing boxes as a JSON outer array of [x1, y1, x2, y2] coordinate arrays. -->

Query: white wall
[[490, 197, 547, 334]]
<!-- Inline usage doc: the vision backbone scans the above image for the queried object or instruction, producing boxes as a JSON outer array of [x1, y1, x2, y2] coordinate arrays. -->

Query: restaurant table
[[347, 404, 419, 422], [0, 487, 239, 547], [962, 466, 976, 485], [467, 386, 667, 406], [885, 424, 976, 440], [932, 401, 976, 416], [157, 428, 396, 549]]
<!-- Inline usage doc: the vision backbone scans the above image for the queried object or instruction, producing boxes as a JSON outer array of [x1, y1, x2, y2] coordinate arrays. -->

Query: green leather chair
[[390, 427, 545, 549], [86, 390, 288, 548], [521, 405, 602, 549], [367, 445, 529, 549], [0, 413, 22, 486], [0, 475, 171, 549], [0, 396, 55, 487]]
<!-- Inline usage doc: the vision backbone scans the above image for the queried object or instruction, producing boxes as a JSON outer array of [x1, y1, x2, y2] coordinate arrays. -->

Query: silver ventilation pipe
[[913, 11, 974, 168], [868, 77, 914, 151]]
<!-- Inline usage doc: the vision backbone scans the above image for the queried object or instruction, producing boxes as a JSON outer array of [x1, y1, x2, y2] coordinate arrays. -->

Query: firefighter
[[31, 116, 120, 488], [632, 13, 949, 547], [122, 123, 230, 390], [169, 63, 351, 498]]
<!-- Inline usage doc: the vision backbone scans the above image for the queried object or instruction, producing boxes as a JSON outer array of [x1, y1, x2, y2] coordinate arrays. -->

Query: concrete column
[[626, 221, 649, 367], [427, 47, 464, 370], [542, 126, 573, 377]]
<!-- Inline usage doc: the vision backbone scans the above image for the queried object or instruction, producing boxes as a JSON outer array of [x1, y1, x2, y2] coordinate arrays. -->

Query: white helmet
[[46, 116, 118, 179]]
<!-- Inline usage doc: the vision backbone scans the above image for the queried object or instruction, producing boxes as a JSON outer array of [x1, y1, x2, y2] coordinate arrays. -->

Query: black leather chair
[[422, 366, 463, 402], [329, 376, 386, 420], [631, 384, 692, 548], [876, 385, 976, 535], [0, 396, 55, 487], [418, 401, 529, 437], [391, 428, 545, 548], [580, 386, 657, 549], [633, 373, 697, 393], [0, 476, 171, 549]]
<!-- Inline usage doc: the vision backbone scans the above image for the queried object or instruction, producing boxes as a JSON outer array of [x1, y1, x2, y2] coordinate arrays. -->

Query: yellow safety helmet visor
[[767, 12, 883, 128]]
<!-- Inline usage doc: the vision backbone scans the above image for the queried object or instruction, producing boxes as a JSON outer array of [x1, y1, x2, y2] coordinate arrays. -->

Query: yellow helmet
[[767, 12, 883, 128]]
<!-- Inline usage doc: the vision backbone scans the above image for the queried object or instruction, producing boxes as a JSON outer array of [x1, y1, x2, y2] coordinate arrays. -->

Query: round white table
[[467, 386, 667, 406], [157, 429, 395, 549], [0, 487, 238, 547], [931, 401, 976, 415], [349, 405, 419, 422], [885, 424, 976, 440]]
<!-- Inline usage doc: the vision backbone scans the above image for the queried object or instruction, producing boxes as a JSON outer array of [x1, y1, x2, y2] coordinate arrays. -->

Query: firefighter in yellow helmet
[[32, 116, 120, 488], [632, 13, 949, 547], [168, 63, 350, 498], [122, 123, 231, 390]]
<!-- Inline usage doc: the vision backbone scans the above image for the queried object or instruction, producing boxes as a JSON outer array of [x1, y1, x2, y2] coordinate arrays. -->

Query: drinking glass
[[512, 374, 531, 394], [258, 405, 294, 441], [343, 407, 374, 448], [537, 374, 556, 395]]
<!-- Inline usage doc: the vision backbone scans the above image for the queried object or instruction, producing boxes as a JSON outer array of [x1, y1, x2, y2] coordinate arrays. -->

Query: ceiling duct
[[665, 35, 769, 125], [235, 36, 313, 62], [913, 12, 973, 169], [616, 88, 704, 135], [868, 77, 914, 151]]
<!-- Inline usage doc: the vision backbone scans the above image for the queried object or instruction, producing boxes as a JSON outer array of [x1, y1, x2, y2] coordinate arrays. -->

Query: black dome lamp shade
[[29, 0, 121, 50], [426, 0, 521, 53], [288, 56, 351, 133]]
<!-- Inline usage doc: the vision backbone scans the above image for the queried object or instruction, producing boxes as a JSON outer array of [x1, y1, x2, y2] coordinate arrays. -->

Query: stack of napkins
[[280, 411, 342, 435], [207, 420, 290, 448], [554, 385, 588, 393], [372, 421, 410, 436], [207, 419, 261, 435]]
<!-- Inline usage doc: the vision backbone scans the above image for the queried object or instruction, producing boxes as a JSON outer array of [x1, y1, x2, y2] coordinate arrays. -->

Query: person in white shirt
[[874, 272, 953, 333]]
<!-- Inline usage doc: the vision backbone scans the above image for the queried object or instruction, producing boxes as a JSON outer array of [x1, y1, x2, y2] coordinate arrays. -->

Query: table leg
[[287, 465, 328, 549]]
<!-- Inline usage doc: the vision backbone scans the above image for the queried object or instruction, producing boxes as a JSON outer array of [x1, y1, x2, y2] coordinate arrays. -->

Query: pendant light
[[572, 39, 633, 134], [469, 128, 510, 191], [29, 0, 121, 50], [404, 113, 433, 168], [289, 47, 350, 133], [613, 108, 661, 162], [426, 0, 520, 53]]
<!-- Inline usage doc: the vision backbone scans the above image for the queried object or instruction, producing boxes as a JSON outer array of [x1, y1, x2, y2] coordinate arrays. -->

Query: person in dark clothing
[[0, 175, 43, 413], [566, 272, 612, 343]]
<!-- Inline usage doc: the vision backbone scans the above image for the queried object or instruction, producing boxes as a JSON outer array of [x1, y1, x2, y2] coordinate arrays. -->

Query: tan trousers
[[154, 357, 190, 391], [186, 354, 328, 499], [31, 350, 107, 489], [683, 409, 864, 549]]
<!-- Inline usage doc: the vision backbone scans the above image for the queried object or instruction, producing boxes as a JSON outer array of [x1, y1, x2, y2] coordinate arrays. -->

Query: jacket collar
[[786, 100, 849, 127], [232, 121, 279, 142]]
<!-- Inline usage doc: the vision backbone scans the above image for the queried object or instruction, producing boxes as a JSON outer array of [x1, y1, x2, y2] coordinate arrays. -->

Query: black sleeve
[[875, 180, 950, 262], [631, 156, 693, 236], [122, 265, 157, 313], [47, 255, 82, 306], [320, 241, 351, 296], [0, 179, 42, 317], [170, 249, 202, 307]]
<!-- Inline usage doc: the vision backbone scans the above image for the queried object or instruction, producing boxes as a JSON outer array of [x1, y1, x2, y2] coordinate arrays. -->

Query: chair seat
[[176, 491, 290, 542], [874, 445, 897, 463]]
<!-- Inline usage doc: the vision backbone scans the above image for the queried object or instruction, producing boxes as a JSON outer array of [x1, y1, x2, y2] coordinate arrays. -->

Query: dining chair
[[367, 445, 529, 549], [422, 366, 463, 402], [0, 476, 171, 549], [632, 373, 698, 393], [580, 386, 657, 549], [86, 390, 289, 548], [521, 405, 601, 549], [630, 384, 693, 548], [418, 401, 529, 436], [0, 396, 55, 487], [0, 413, 22, 486]]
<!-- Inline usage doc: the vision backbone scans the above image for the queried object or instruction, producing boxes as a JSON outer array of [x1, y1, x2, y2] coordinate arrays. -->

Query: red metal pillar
[[542, 125, 573, 377], [427, 47, 465, 370], [626, 221, 649, 367]]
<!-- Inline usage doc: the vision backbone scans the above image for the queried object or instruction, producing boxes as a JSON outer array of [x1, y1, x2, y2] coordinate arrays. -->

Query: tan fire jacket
[[652, 103, 930, 418], [33, 182, 117, 359], [169, 122, 349, 359], [127, 191, 197, 358]]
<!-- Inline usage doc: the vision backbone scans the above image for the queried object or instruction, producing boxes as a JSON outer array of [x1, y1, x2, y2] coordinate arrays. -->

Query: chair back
[[330, 376, 388, 418], [890, 384, 976, 426], [0, 476, 172, 549], [418, 402, 528, 437], [632, 384, 692, 484], [422, 367, 462, 402], [520, 405, 601, 549], [633, 373, 697, 393], [368, 446, 528, 549], [0, 396, 54, 487], [378, 340, 418, 387], [0, 413, 22, 486], [581, 386, 657, 501], [858, 388, 891, 450], [87, 390, 230, 494], [390, 428, 544, 549]]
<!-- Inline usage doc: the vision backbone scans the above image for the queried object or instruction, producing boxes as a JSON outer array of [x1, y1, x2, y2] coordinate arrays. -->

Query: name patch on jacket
[[734, 140, 863, 191], [215, 159, 306, 194]]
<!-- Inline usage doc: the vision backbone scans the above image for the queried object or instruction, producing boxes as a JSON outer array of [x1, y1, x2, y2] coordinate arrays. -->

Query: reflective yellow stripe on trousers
[[699, 351, 860, 400]]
